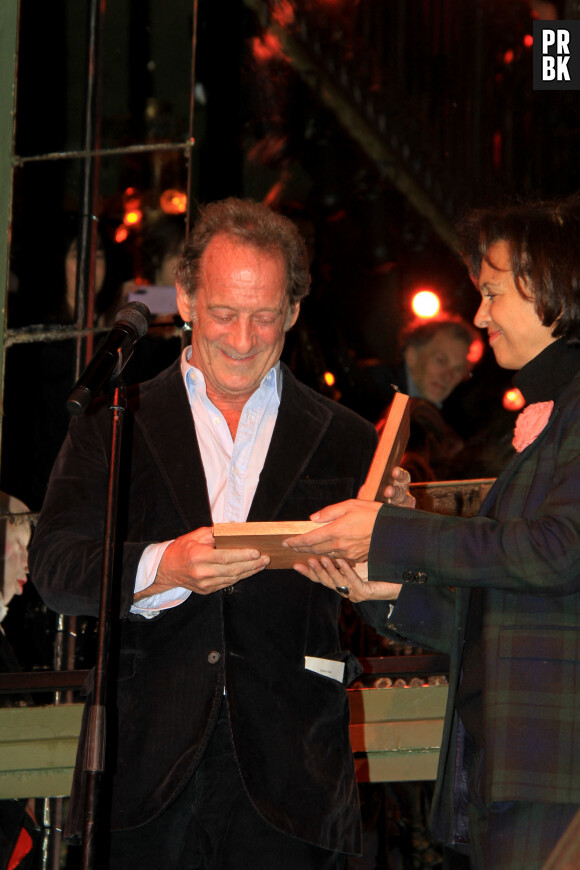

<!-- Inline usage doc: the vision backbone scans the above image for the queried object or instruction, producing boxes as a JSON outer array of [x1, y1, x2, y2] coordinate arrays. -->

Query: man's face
[[404, 330, 471, 404], [176, 234, 299, 406]]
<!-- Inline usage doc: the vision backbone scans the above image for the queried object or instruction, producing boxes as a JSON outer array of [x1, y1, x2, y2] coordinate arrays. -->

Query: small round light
[[503, 388, 525, 412], [411, 290, 440, 318], [114, 225, 129, 243], [123, 209, 143, 227], [160, 189, 187, 215]]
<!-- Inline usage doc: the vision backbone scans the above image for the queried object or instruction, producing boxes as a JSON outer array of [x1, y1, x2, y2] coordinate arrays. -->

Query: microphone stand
[[81, 379, 126, 870]]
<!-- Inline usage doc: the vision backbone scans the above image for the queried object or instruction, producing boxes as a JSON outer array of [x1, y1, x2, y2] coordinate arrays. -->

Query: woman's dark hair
[[175, 198, 311, 308], [456, 195, 580, 344]]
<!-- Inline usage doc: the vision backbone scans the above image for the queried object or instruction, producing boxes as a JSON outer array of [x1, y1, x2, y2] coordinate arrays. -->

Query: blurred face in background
[[65, 239, 106, 314], [404, 330, 472, 404], [155, 245, 184, 287]]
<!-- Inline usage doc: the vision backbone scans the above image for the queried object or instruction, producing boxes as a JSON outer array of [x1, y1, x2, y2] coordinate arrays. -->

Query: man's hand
[[133, 526, 270, 600], [283, 499, 383, 563], [293, 556, 402, 603]]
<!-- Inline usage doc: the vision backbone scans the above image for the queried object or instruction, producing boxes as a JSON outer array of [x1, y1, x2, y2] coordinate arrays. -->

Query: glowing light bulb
[[503, 388, 525, 412], [160, 189, 187, 215], [411, 290, 440, 318], [114, 225, 129, 243], [123, 209, 143, 227]]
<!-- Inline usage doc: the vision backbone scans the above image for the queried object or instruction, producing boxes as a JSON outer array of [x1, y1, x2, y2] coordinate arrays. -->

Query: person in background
[[286, 194, 580, 870], [0, 493, 40, 870], [0, 493, 31, 669], [119, 213, 187, 384], [397, 316, 479, 405], [368, 315, 482, 480], [1, 215, 130, 509]]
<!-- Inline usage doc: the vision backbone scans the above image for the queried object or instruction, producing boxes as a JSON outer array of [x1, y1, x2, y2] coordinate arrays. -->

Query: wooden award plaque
[[213, 391, 410, 569]]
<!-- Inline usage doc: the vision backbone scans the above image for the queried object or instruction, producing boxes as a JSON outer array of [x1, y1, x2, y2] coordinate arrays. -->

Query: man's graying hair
[[400, 314, 479, 356], [175, 198, 311, 310]]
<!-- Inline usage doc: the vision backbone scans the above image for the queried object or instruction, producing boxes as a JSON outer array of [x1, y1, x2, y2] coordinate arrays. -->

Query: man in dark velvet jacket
[[28, 199, 378, 869]]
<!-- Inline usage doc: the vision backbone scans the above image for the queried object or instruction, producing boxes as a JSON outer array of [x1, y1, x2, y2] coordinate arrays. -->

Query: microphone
[[66, 301, 151, 416]]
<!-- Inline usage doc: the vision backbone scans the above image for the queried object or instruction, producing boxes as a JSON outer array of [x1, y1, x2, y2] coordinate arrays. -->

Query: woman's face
[[473, 240, 557, 370]]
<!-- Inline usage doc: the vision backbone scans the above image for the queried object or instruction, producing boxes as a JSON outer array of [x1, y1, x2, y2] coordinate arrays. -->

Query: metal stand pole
[[81, 381, 126, 870]]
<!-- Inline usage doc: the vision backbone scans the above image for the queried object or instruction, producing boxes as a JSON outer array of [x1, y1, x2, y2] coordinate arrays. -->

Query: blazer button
[[402, 570, 415, 583], [224, 585, 235, 595], [415, 572, 428, 584], [207, 651, 221, 664]]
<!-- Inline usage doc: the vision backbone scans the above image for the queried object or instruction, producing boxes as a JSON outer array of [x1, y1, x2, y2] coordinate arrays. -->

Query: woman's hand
[[283, 499, 383, 563], [381, 466, 415, 508], [283, 468, 414, 563], [293, 556, 402, 603]]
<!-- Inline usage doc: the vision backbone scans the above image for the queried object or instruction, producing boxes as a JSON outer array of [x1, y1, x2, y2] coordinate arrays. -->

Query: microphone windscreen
[[115, 301, 151, 338]]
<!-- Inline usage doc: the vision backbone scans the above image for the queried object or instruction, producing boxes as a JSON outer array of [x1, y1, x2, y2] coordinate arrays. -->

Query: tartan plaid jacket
[[364, 367, 580, 850]]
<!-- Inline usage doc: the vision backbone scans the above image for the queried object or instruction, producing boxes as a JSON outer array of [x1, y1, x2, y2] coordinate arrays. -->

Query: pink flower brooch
[[512, 400, 554, 453]]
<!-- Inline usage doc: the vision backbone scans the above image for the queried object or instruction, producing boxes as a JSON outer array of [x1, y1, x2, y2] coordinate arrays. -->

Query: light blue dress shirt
[[131, 348, 282, 617]]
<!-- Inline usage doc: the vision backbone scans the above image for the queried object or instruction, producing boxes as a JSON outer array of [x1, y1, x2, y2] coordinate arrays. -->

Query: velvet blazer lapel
[[248, 365, 333, 521], [132, 360, 213, 531]]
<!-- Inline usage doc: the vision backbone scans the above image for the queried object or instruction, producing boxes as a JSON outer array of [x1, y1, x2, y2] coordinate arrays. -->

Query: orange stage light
[[252, 32, 284, 63], [467, 338, 485, 365], [503, 388, 525, 412], [123, 209, 143, 227], [323, 371, 336, 387], [160, 189, 187, 215], [114, 225, 129, 244], [411, 289, 441, 318], [272, 0, 295, 26], [122, 187, 141, 210]]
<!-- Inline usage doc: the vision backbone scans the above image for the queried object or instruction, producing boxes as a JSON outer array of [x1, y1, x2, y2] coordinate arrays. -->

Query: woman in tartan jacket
[[287, 195, 580, 870]]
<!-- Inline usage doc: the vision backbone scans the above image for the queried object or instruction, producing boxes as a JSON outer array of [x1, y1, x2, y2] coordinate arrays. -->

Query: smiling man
[[29, 198, 379, 869], [368, 315, 483, 480], [401, 317, 479, 406]]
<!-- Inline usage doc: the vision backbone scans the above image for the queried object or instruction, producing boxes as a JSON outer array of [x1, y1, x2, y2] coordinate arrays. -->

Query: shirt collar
[[180, 345, 283, 405]]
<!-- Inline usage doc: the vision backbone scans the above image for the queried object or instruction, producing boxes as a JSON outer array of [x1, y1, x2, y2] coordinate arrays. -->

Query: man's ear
[[286, 302, 300, 331], [176, 282, 193, 322]]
